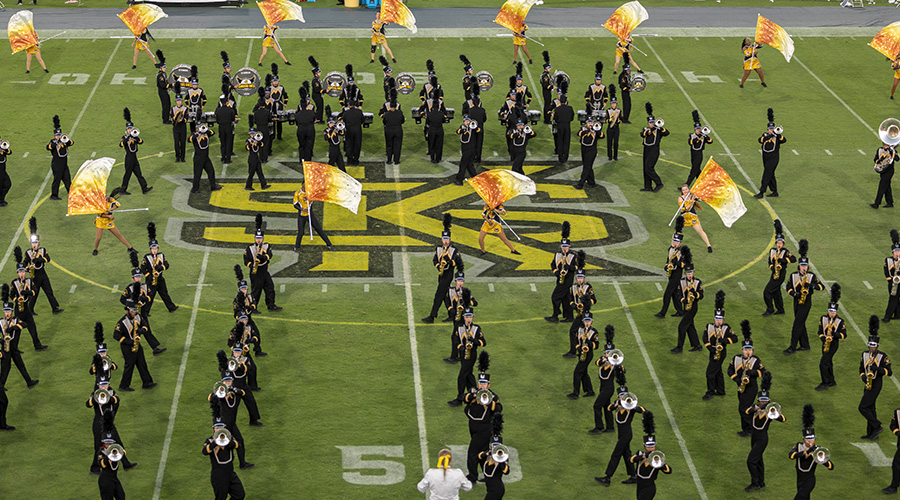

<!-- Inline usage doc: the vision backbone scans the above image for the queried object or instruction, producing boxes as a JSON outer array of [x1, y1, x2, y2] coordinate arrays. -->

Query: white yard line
[[0, 39, 122, 275], [611, 281, 709, 500], [794, 56, 878, 137], [646, 39, 900, 392]]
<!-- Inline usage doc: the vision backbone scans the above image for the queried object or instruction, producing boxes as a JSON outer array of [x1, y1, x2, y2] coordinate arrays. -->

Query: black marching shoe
[[544, 316, 559, 323], [737, 430, 751, 437], [566, 393, 579, 400], [441, 317, 452, 323], [669, 347, 683, 354], [594, 476, 611, 486], [142, 382, 158, 390], [255, 351, 268, 357], [250, 420, 264, 427], [814, 383, 829, 391], [119, 386, 135, 392], [744, 484, 760, 492], [883, 486, 898, 494], [123, 462, 138, 470], [782, 348, 795, 355], [447, 399, 462, 407], [583, 391, 595, 397], [701, 392, 714, 401], [240, 463, 256, 470], [268, 305, 283, 312], [562, 352, 576, 358], [762, 310, 774, 317], [153, 348, 167, 356], [688, 345, 702, 352], [421, 316, 434, 324], [443, 357, 459, 364], [872, 426, 885, 440], [35, 345, 48, 351], [671, 312, 683, 317], [621, 476, 637, 485], [653, 312, 665, 318], [0, 425, 16, 431], [52, 308, 65, 314], [26, 379, 39, 389], [588, 428, 604, 435]]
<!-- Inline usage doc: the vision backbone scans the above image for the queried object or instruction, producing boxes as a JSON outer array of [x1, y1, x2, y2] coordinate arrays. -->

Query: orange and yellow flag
[[257, 0, 305, 25], [603, 1, 649, 40], [690, 157, 747, 228], [67, 158, 116, 216], [117, 4, 168, 36], [467, 169, 537, 209], [494, 0, 543, 33], [755, 14, 794, 63], [302, 161, 362, 214], [8, 11, 39, 55], [869, 21, 900, 60], [381, 0, 417, 34]]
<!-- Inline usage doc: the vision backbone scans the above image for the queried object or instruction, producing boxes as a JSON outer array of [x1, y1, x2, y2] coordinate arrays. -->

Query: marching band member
[[171, 88, 188, 163], [729, 321, 764, 437], [790, 404, 833, 499], [512, 66, 532, 108], [677, 184, 712, 252], [584, 62, 607, 116], [511, 24, 532, 65], [444, 271, 475, 363], [883, 406, 900, 494], [447, 306, 485, 407], [784, 240, 824, 355], [323, 107, 346, 171], [892, 54, 900, 100], [369, 11, 396, 64], [87, 380, 132, 474], [567, 312, 599, 399], [226, 343, 263, 426], [552, 81, 574, 164], [97, 414, 131, 499], [114, 297, 157, 392], [296, 82, 317, 164], [460, 54, 477, 100], [11, 247, 47, 350], [630, 412, 672, 500], [258, 23, 289, 66], [590, 325, 621, 434], [744, 371, 783, 492], [423, 215, 461, 324], [507, 120, 535, 174], [884, 230, 900, 322], [655, 218, 685, 318], [467, 87, 487, 163], [618, 55, 634, 124], [606, 85, 622, 161], [308, 56, 326, 123], [860, 316, 892, 440], [672, 247, 703, 353], [0, 284, 38, 389], [565, 252, 596, 358], [47, 115, 73, 201], [872, 139, 897, 209], [187, 67, 207, 135], [421, 95, 447, 164], [454, 116, 479, 186], [216, 78, 238, 164], [546, 222, 576, 324], [420, 60, 442, 103], [463, 352, 501, 483], [142, 222, 178, 315], [204, 399, 246, 499], [118, 108, 151, 195], [131, 27, 156, 70], [540, 51, 555, 124], [24, 217, 63, 315], [815, 284, 846, 391], [293, 182, 334, 252], [155, 50, 170, 124], [478, 413, 510, 499], [0, 135, 10, 207], [251, 88, 272, 163], [739, 38, 766, 89], [269, 66, 287, 141], [595, 372, 643, 487], [233, 265, 259, 321], [244, 214, 281, 312], [211, 353, 254, 470], [380, 85, 405, 166], [340, 68, 365, 166], [0, 351, 12, 430], [499, 87, 522, 159], [575, 117, 601, 189], [380, 56, 394, 101], [479, 203, 519, 256], [754, 108, 786, 199], [613, 35, 642, 74], [23, 33, 49, 74], [244, 128, 268, 190], [340, 64, 366, 109], [123, 252, 165, 356], [221, 51, 233, 94], [92, 189, 133, 256], [90, 322, 117, 388], [762, 220, 795, 317], [417, 449, 472, 498], [188, 122, 221, 194], [686, 110, 712, 185], [702, 291, 736, 400], [640, 102, 668, 192]]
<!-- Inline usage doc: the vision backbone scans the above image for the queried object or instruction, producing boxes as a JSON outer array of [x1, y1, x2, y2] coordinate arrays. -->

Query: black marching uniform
[[113, 310, 155, 390], [47, 135, 74, 199], [156, 66, 171, 124], [874, 145, 898, 208], [453, 323, 485, 402], [269, 80, 287, 141], [860, 346, 892, 439], [245, 134, 268, 189], [187, 85, 207, 135], [552, 97, 574, 163], [885, 247, 900, 321], [592, 356, 621, 433], [478, 450, 510, 500], [324, 123, 345, 171], [97, 449, 125, 500], [444, 285, 476, 360], [758, 128, 786, 197], [216, 100, 237, 164], [119, 133, 149, 194], [657, 244, 684, 317], [228, 325, 261, 386], [142, 251, 178, 313], [728, 353, 764, 435], [571, 323, 599, 396], [549, 250, 576, 322], [702, 323, 737, 397], [785, 270, 825, 352], [576, 124, 600, 188], [171, 100, 188, 162], [24, 245, 61, 314], [763, 243, 795, 315], [566, 281, 596, 356], [507, 126, 535, 175], [428, 243, 461, 321], [0, 316, 36, 388], [606, 105, 622, 161], [88, 395, 135, 472], [226, 350, 262, 425], [687, 131, 713, 185], [817, 314, 846, 388], [188, 128, 219, 193], [340, 105, 364, 166], [789, 441, 833, 500], [463, 388, 501, 482], [746, 402, 785, 490], [467, 99, 487, 163], [295, 100, 316, 163], [885, 409, 900, 493], [675, 274, 703, 350], [380, 98, 404, 165], [210, 388, 252, 469], [11, 276, 43, 349], [617, 71, 632, 123], [630, 450, 673, 499], [640, 123, 668, 191], [455, 122, 479, 184], [0, 145, 11, 206], [119, 283, 162, 351], [203, 434, 245, 500], [243, 240, 277, 311], [422, 99, 447, 163], [251, 100, 271, 163], [602, 398, 644, 481]]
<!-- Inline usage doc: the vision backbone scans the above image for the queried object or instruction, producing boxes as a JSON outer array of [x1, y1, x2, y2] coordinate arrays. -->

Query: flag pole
[[496, 214, 522, 241], [308, 203, 314, 241]]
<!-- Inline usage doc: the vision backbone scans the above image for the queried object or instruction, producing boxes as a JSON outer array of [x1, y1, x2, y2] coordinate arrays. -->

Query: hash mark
[[488, 283, 495, 292], [91, 152, 96, 158], [738, 281, 746, 291], [864, 281, 873, 290], [530, 283, 537, 292], [792, 149, 799, 156], [280, 284, 285, 293], [322, 284, 327, 293], [69, 285, 77, 294], [825, 150, 832, 156], [22, 152, 28, 158], [655, 282, 663, 291], [859, 149, 867, 155], [112, 285, 119, 293], [364, 284, 370, 292]]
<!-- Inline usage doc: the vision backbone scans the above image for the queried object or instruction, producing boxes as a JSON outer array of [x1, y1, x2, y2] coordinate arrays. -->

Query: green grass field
[[1, 29, 899, 499]]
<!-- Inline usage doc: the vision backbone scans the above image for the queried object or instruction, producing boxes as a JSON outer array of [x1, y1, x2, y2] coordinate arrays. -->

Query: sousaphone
[[879, 118, 900, 146]]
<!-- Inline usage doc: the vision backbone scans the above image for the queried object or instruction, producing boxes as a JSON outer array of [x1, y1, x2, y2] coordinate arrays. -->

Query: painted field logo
[[169, 161, 657, 281]]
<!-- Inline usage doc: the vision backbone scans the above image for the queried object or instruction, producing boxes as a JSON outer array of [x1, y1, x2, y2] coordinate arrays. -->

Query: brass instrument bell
[[476, 389, 493, 405], [814, 447, 830, 464], [773, 125, 783, 135], [766, 402, 782, 420], [214, 428, 233, 446], [648, 450, 666, 468], [621, 392, 638, 410], [94, 388, 111, 405], [879, 118, 900, 146], [105, 443, 125, 462], [490, 443, 510, 463], [607, 349, 624, 366]]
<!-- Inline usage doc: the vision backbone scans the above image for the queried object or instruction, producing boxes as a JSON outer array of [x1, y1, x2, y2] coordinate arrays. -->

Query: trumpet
[[607, 349, 624, 366], [813, 446, 830, 465], [227, 357, 238, 372], [60, 134, 69, 143], [523, 125, 533, 134], [490, 443, 510, 463], [105, 443, 125, 462], [94, 388, 112, 405], [766, 402, 783, 420], [648, 450, 666, 469], [621, 392, 638, 410], [773, 125, 783, 135], [130, 128, 140, 138], [476, 389, 494, 405], [654, 119, 664, 128], [591, 122, 603, 132], [700, 126, 711, 136], [335, 121, 346, 131], [213, 381, 228, 399], [214, 428, 233, 447], [131, 334, 141, 353], [0, 140, 9, 150]]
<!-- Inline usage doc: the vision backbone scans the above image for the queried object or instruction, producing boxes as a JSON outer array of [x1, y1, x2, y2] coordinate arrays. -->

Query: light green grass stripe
[[16, 26, 881, 40]]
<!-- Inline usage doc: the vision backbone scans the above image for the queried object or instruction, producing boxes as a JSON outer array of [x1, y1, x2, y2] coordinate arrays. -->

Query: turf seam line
[[0, 38, 122, 276]]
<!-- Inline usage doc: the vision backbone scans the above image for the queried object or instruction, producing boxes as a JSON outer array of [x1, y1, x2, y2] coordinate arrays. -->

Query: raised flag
[[467, 169, 536, 209], [869, 21, 900, 60], [603, 1, 649, 40], [690, 157, 747, 228], [67, 158, 116, 216], [755, 14, 794, 63], [257, 0, 305, 25], [7, 11, 39, 55], [494, 0, 543, 33], [302, 161, 362, 214], [381, 0, 417, 34], [118, 4, 168, 36]]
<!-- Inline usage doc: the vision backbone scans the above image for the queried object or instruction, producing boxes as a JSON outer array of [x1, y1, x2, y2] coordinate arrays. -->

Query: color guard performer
[[606, 85, 621, 161], [575, 117, 601, 189], [546, 222, 576, 324], [739, 38, 766, 88], [123, 252, 165, 355], [142, 222, 178, 315], [0, 137, 10, 207], [567, 312, 599, 400], [784, 240, 824, 354], [24, 217, 63, 315], [590, 325, 621, 434], [454, 116, 479, 186], [790, 405, 833, 500], [423, 215, 461, 324], [293, 182, 334, 252], [11, 247, 47, 350], [640, 102, 667, 192], [762, 220, 795, 316], [171, 89, 188, 163], [308, 56, 326, 123], [754, 108, 785, 199], [540, 51, 555, 124], [671, 247, 703, 353], [22, 33, 49, 74], [872, 139, 897, 209], [744, 371, 783, 492], [258, 24, 289, 66], [131, 27, 156, 70], [380, 85, 405, 165], [584, 62, 607, 117], [119, 109, 152, 195], [417, 449, 473, 497], [188, 123, 221, 194], [369, 11, 396, 63], [564, 252, 596, 358], [211, 353, 254, 470], [447, 306, 485, 407], [595, 372, 643, 487], [47, 115, 73, 201], [479, 203, 519, 256], [479, 413, 511, 498], [323, 107, 346, 171], [92, 189, 133, 256], [462, 352, 501, 483], [861, 316, 892, 440], [0, 284, 39, 389], [686, 111, 712, 185], [155, 50, 171, 124], [613, 35, 642, 74], [891, 55, 900, 100], [702, 291, 736, 400], [677, 184, 712, 252], [204, 399, 246, 500], [884, 230, 900, 322], [882, 406, 900, 494], [114, 298, 157, 391], [511, 23, 532, 65], [552, 82, 574, 164], [631, 412, 672, 500], [729, 321, 764, 437], [244, 214, 281, 312], [618, 55, 634, 124], [655, 218, 685, 318], [295, 82, 317, 164], [815, 284, 845, 391]]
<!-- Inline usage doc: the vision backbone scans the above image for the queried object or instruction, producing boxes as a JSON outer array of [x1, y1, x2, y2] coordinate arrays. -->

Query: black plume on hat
[[891, 229, 900, 249], [576, 250, 585, 270], [102, 408, 115, 434], [390, 88, 398, 106], [426, 59, 435, 73], [457, 259, 465, 274], [798, 239, 808, 259], [379, 55, 390, 68], [264, 74, 272, 88], [515, 62, 523, 78], [53, 115, 61, 132], [1, 283, 9, 305], [13, 246, 22, 266], [767, 107, 775, 123], [123, 107, 132, 125], [94, 321, 104, 345], [595, 61, 603, 77], [870, 314, 881, 336], [542, 50, 550, 65], [681, 245, 693, 269], [605, 324, 615, 344], [255, 214, 264, 237], [645, 102, 653, 117], [459, 54, 471, 67], [345, 64, 354, 80], [443, 213, 452, 232], [257, 87, 265, 99], [221, 50, 229, 66], [190, 65, 198, 79], [271, 63, 279, 78], [234, 264, 244, 282], [608, 84, 616, 100], [325, 104, 333, 119], [674, 215, 684, 235], [492, 412, 504, 437], [830, 283, 841, 305], [462, 287, 472, 310], [92, 353, 103, 374], [615, 370, 627, 387], [478, 350, 490, 373], [299, 83, 308, 101], [508, 75, 517, 91], [561, 221, 571, 240], [174, 82, 181, 95], [29, 216, 38, 237], [210, 396, 222, 420], [129, 249, 140, 269], [308, 55, 319, 69], [691, 109, 700, 127], [774, 219, 783, 236], [760, 370, 772, 393], [741, 319, 752, 342], [642, 410, 655, 436], [715, 290, 725, 310], [147, 221, 157, 243], [217, 350, 228, 373], [801, 403, 815, 431], [156, 49, 166, 65], [221, 77, 231, 98]]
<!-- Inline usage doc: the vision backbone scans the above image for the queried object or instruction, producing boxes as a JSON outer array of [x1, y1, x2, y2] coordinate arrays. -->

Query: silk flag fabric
[[118, 4, 168, 36], [380, 0, 417, 34], [494, 0, 542, 33], [467, 169, 537, 209], [67, 158, 115, 216], [302, 161, 362, 214], [755, 14, 794, 63], [257, 0, 305, 26], [8, 11, 39, 55], [869, 21, 900, 60], [603, 1, 649, 40], [690, 157, 747, 228]]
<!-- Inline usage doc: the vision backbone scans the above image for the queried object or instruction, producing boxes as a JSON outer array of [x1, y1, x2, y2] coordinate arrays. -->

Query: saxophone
[[437, 248, 450, 276], [557, 256, 568, 284], [151, 255, 161, 286], [685, 283, 695, 311], [132, 331, 141, 353], [773, 252, 782, 280], [798, 275, 810, 305], [2, 325, 10, 353], [865, 358, 876, 391], [891, 267, 900, 297], [454, 293, 464, 322], [16, 282, 27, 312], [251, 244, 261, 275], [823, 322, 834, 353], [713, 331, 722, 361], [738, 358, 750, 393]]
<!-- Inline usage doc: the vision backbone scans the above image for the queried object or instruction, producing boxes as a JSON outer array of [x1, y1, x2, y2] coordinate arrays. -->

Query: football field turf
[[1, 29, 899, 499]]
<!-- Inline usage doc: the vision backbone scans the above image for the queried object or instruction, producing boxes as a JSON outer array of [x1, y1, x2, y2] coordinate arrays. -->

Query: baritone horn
[[879, 118, 900, 146], [490, 443, 510, 463], [214, 428, 233, 446], [252, 131, 263, 142], [198, 124, 209, 134], [654, 119, 664, 128], [105, 443, 125, 462], [621, 392, 638, 410], [468, 121, 478, 130], [766, 402, 782, 420], [814, 447, 830, 464], [101, 355, 113, 371], [607, 349, 624, 366], [0, 140, 9, 150], [773, 125, 783, 135], [93, 388, 111, 405], [476, 389, 494, 405], [648, 450, 666, 468]]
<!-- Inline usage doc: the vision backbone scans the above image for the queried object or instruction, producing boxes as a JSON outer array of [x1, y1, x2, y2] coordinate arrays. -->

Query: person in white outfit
[[417, 449, 473, 500]]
